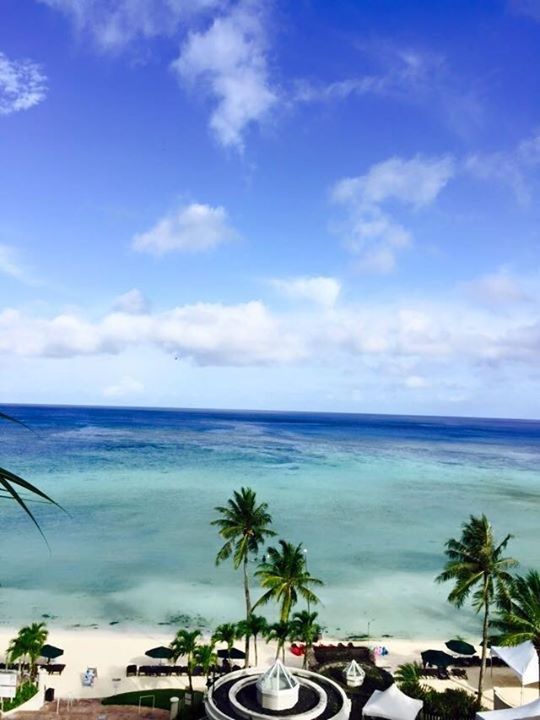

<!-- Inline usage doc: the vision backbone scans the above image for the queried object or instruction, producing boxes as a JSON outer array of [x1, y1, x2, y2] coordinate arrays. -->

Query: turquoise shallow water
[[0, 405, 538, 639]]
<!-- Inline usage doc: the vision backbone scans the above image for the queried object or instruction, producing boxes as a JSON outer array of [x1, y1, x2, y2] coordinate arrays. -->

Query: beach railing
[[138, 694, 155, 714]]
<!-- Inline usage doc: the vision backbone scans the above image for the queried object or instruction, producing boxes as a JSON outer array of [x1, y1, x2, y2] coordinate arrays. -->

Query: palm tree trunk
[[477, 593, 490, 708], [281, 593, 291, 624], [243, 556, 251, 667], [254, 634, 258, 666], [188, 667, 193, 694]]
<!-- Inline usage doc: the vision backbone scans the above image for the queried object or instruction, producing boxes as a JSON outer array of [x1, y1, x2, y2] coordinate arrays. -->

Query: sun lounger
[[46, 664, 66, 675]]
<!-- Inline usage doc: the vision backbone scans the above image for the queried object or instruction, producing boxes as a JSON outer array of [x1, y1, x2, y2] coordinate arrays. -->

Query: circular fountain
[[205, 659, 351, 720]]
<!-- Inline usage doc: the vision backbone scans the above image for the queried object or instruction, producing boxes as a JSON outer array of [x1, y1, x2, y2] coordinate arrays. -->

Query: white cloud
[[0, 52, 47, 115], [271, 276, 341, 308], [172, 1, 277, 149], [466, 131, 540, 204], [103, 376, 144, 398], [0, 244, 27, 280], [333, 155, 455, 208], [332, 155, 454, 272], [132, 203, 236, 255], [38, 0, 222, 51], [294, 44, 482, 137], [112, 289, 150, 314], [462, 270, 531, 306], [0, 301, 304, 366]]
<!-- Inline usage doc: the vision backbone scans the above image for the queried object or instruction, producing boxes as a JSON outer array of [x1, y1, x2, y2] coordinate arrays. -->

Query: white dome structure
[[205, 661, 351, 720], [343, 659, 365, 688], [256, 659, 299, 710]]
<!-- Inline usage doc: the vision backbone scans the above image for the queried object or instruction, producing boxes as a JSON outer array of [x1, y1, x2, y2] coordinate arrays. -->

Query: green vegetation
[[393, 661, 424, 695], [7, 622, 48, 681], [493, 570, 540, 684], [102, 688, 203, 719], [212, 622, 237, 657], [436, 514, 517, 706], [266, 620, 291, 661], [290, 610, 322, 668], [255, 539, 323, 622], [212, 487, 276, 666], [0, 410, 64, 541], [194, 643, 217, 683], [1, 681, 38, 712], [395, 663, 478, 718], [170, 629, 201, 692], [237, 613, 268, 665]]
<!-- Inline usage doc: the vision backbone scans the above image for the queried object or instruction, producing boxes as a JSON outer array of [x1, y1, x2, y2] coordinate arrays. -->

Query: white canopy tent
[[491, 641, 539, 686], [362, 684, 423, 720], [476, 697, 540, 720]]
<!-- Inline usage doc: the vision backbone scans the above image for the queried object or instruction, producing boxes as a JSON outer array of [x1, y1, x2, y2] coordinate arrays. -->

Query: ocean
[[0, 404, 538, 640]]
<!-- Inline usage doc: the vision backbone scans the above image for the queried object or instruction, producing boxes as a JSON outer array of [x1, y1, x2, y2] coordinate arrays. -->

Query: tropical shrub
[[2, 682, 38, 712]]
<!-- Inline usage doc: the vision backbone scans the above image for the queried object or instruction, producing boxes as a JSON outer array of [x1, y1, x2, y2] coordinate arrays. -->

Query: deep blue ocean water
[[0, 404, 538, 639]]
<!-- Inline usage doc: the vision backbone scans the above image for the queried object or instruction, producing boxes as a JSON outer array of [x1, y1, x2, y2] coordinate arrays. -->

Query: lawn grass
[[102, 688, 204, 717]]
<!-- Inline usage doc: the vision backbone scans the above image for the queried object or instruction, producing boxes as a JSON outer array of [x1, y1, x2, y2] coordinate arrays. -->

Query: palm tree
[[237, 614, 268, 666], [255, 540, 323, 623], [8, 622, 48, 680], [212, 487, 275, 666], [170, 629, 201, 693], [0, 411, 64, 542], [266, 621, 291, 661], [290, 610, 322, 668], [194, 643, 217, 686], [492, 570, 540, 695], [435, 514, 517, 706], [211, 623, 238, 662]]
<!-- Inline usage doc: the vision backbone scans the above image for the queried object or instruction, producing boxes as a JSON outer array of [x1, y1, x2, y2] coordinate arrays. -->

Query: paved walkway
[[11, 699, 170, 720]]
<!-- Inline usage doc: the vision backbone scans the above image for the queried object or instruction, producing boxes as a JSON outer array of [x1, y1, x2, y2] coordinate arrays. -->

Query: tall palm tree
[[254, 540, 323, 623], [266, 621, 291, 661], [170, 629, 201, 693], [194, 643, 217, 686], [290, 610, 322, 668], [237, 614, 268, 666], [212, 623, 238, 662], [212, 487, 275, 666], [435, 515, 517, 706], [0, 411, 64, 542], [8, 622, 48, 680], [492, 570, 540, 696]]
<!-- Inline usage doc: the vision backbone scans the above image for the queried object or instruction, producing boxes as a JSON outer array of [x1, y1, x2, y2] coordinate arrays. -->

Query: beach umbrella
[[217, 647, 246, 660], [445, 639, 476, 655], [421, 650, 454, 668], [145, 646, 173, 662], [40, 644, 64, 664]]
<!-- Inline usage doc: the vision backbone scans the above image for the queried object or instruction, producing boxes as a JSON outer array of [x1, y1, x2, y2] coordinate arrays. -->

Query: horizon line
[[1, 401, 539, 424]]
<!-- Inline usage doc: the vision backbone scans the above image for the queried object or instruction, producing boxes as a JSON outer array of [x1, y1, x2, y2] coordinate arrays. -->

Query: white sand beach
[[0, 627, 534, 711]]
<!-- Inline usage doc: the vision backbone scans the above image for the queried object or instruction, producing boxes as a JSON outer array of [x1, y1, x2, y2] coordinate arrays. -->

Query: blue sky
[[1, 0, 540, 418]]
